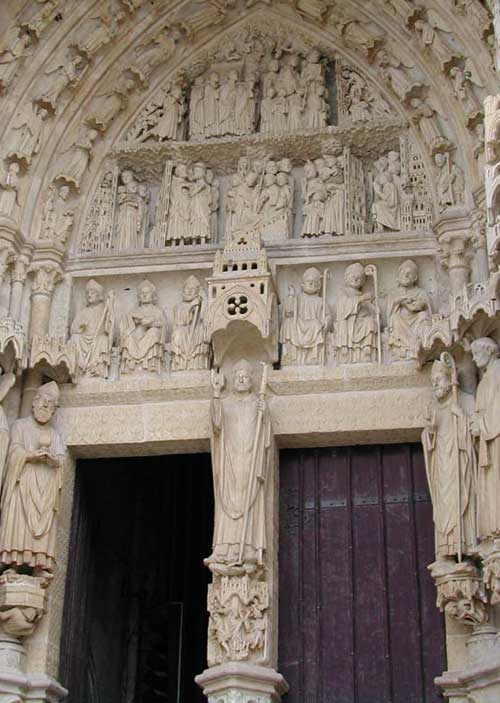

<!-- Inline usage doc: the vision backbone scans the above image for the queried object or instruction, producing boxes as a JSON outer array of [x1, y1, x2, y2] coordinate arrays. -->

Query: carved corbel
[[429, 560, 488, 627], [0, 572, 47, 639], [29, 336, 77, 383]]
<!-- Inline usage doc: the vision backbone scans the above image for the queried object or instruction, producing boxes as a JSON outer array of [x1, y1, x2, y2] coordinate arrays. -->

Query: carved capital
[[207, 574, 269, 667], [0, 573, 46, 639], [29, 263, 62, 296], [429, 559, 488, 627], [482, 550, 500, 604], [11, 256, 29, 285]]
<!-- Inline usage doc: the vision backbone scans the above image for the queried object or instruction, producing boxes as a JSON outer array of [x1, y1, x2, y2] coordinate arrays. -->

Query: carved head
[[238, 157, 250, 175], [59, 185, 70, 201], [138, 279, 157, 305], [398, 260, 419, 287], [276, 172, 288, 186], [344, 263, 366, 290], [265, 161, 278, 176], [307, 48, 321, 64], [121, 170, 135, 185], [233, 359, 253, 394], [183, 275, 201, 301], [302, 267, 322, 295], [8, 162, 20, 176], [434, 152, 446, 168], [304, 161, 317, 179], [268, 59, 279, 73], [33, 381, 59, 424], [193, 162, 206, 179], [85, 279, 104, 305], [37, 107, 49, 121], [228, 70, 239, 82], [264, 173, 275, 186], [246, 171, 258, 187], [278, 158, 292, 174], [471, 337, 499, 370], [209, 72, 220, 87], [431, 361, 453, 401]]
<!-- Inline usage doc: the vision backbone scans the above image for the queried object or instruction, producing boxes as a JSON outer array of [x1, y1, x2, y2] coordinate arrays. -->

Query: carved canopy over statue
[[0, 382, 65, 577]]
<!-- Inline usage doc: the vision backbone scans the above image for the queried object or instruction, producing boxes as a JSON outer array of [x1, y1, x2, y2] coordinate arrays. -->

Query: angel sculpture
[[410, 96, 449, 154], [0, 27, 32, 93], [413, 11, 462, 72], [34, 49, 88, 113], [129, 24, 182, 85], [6, 104, 49, 167], [331, 7, 385, 59], [70, 4, 124, 59], [449, 59, 483, 122], [19, 0, 60, 38], [375, 49, 423, 102]]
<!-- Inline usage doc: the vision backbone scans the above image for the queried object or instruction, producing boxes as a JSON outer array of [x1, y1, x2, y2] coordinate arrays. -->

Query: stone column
[[435, 211, 475, 298], [9, 255, 29, 321], [21, 262, 62, 416]]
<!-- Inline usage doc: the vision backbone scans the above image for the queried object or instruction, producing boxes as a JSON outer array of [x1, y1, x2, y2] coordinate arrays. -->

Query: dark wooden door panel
[[279, 444, 445, 703]]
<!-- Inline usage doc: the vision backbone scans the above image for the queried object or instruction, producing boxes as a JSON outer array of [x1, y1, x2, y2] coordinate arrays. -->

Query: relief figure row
[[69, 258, 433, 382], [78, 143, 439, 254], [70, 276, 210, 378]]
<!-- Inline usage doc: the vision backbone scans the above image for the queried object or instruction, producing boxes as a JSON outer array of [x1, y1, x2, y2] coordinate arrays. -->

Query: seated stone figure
[[387, 259, 432, 360], [280, 267, 329, 365], [119, 280, 166, 375], [70, 279, 114, 378], [335, 262, 377, 364], [170, 275, 210, 371]]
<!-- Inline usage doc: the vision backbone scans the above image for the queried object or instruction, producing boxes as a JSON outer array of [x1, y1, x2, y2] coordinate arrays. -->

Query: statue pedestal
[[0, 576, 67, 702], [195, 662, 288, 703]]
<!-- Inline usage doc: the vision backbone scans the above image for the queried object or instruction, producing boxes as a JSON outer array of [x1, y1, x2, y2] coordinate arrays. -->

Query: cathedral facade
[[0, 1, 499, 701]]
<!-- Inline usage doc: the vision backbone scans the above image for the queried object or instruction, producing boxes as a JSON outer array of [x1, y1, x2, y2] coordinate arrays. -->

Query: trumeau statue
[[70, 279, 114, 379], [170, 275, 210, 371], [471, 338, 500, 541], [280, 267, 330, 366], [387, 260, 432, 360], [422, 356, 477, 560], [115, 170, 148, 250], [0, 163, 21, 220], [206, 360, 272, 576], [335, 262, 378, 364], [0, 382, 65, 577], [119, 280, 166, 375], [40, 185, 75, 244], [6, 105, 49, 168]]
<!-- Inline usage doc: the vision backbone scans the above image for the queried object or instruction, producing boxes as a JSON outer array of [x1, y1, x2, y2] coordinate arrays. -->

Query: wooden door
[[279, 444, 445, 703]]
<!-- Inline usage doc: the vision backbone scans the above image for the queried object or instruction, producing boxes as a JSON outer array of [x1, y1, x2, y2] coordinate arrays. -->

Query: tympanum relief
[[119, 280, 166, 375], [70, 279, 114, 379]]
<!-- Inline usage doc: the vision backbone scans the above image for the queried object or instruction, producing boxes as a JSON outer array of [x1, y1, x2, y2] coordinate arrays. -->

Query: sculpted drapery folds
[[205, 361, 272, 575], [70, 279, 114, 379], [0, 371, 16, 490], [171, 275, 209, 371], [115, 170, 148, 250], [0, 382, 65, 577], [120, 280, 166, 375], [471, 338, 500, 541], [280, 267, 329, 366], [422, 358, 477, 560], [335, 262, 377, 364], [387, 260, 432, 360]]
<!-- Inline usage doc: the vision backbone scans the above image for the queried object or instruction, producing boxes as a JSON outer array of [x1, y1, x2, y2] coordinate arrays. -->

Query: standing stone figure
[[335, 262, 377, 363], [0, 382, 65, 577], [40, 185, 74, 244], [280, 267, 329, 365], [70, 279, 114, 378], [120, 280, 166, 375], [387, 260, 432, 360], [422, 358, 477, 559], [6, 105, 49, 167], [0, 163, 21, 220], [115, 170, 148, 250], [171, 275, 209, 371], [0, 370, 16, 490], [471, 337, 500, 540], [205, 360, 272, 574]]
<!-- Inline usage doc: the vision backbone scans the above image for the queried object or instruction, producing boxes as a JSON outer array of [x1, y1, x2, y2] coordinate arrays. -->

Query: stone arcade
[[1, 0, 500, 701]]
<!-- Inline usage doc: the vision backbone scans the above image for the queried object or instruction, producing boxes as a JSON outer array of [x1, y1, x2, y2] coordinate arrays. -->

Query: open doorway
[[59, 453, 213, 703]]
